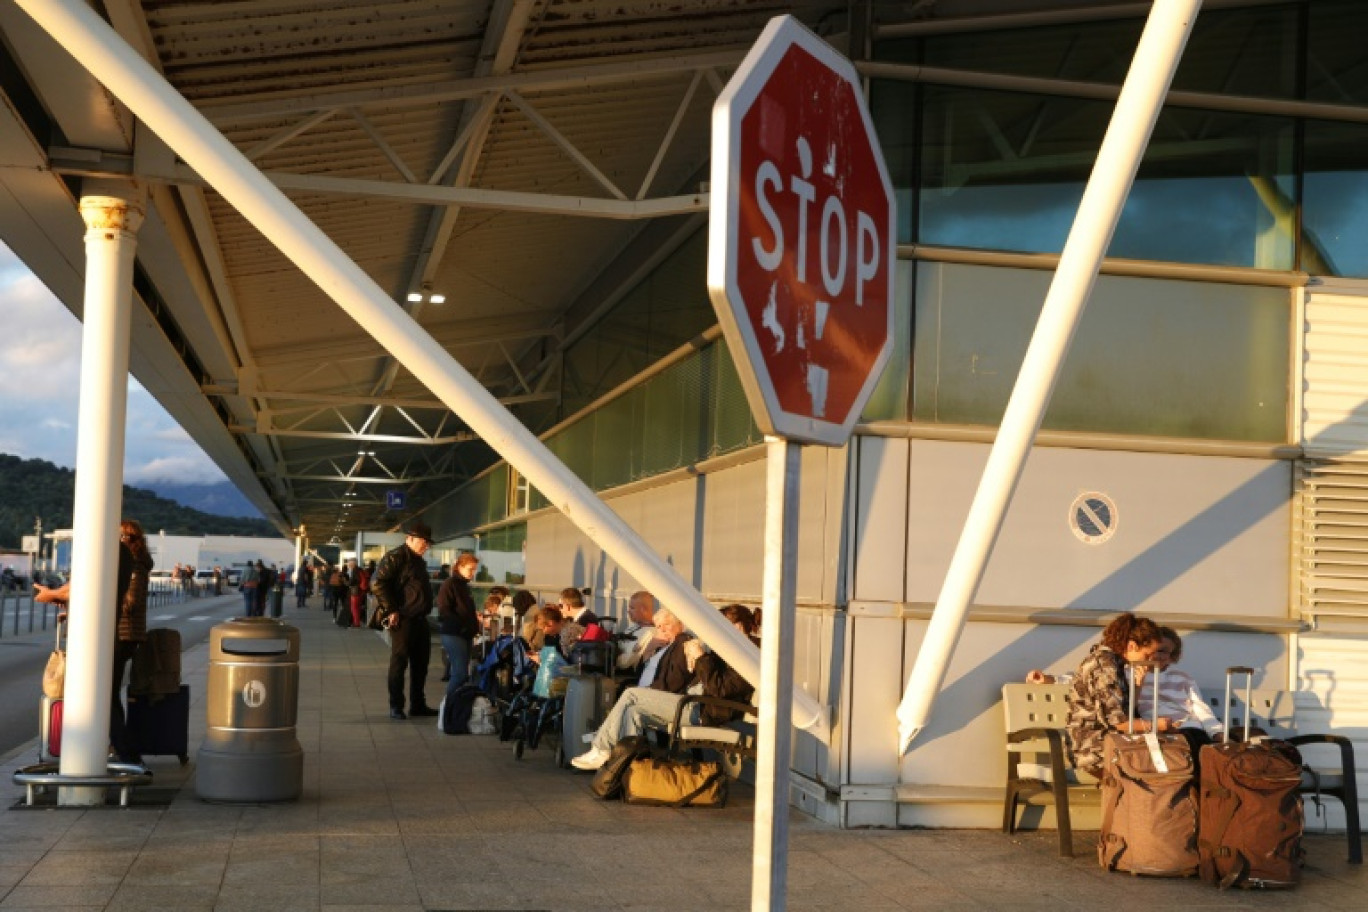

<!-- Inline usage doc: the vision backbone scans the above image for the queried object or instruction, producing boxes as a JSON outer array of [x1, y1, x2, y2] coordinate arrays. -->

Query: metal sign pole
[[752, 435, 801, 911]]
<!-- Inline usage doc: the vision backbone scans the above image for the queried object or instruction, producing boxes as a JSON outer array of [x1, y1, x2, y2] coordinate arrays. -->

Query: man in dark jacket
[[435, 552, 480, 704], [373, 521, 437, 720]]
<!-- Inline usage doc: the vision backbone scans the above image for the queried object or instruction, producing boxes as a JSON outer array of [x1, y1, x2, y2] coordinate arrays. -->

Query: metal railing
[[0, 589, 61, 636]]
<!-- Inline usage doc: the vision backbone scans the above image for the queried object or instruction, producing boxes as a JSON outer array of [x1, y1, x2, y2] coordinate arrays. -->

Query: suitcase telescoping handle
[[1223, 665, 1254, 742], [1128, 659, 1163, 734]]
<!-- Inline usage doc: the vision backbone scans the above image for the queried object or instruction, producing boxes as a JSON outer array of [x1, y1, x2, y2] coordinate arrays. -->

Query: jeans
[[590, 686, 698, 754], [441, 634, 471, 704], [242, 588, 257, 616]]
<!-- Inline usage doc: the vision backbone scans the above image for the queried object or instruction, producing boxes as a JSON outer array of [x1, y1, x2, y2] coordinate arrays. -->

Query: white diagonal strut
[[896, 0, 1204, 753]]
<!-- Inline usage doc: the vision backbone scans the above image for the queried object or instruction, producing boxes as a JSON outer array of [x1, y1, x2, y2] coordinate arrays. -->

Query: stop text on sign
[[751, 135, 882, 314]]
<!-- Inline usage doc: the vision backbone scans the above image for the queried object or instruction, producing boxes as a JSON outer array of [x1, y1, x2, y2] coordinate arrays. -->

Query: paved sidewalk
[[0, 605, 1361, 910]]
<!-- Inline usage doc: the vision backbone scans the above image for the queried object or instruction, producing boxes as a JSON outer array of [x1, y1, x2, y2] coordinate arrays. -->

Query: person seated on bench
[[1136, 626, 1224, 771], [615, 590, 659, 682], [1065, 612, 1164, 779], [570, 605, 757, 771]]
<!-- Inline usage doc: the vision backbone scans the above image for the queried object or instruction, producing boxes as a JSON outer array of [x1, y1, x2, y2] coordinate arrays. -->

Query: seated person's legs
[[574, 686, 687, 768]]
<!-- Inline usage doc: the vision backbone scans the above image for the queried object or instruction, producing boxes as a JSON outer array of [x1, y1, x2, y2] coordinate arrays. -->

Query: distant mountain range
[[138, 481, 264, 520], [0, 453, 278, 550]]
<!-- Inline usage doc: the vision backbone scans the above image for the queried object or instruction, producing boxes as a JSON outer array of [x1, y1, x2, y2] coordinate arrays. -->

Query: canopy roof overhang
[[0, 0, 1254, 540]]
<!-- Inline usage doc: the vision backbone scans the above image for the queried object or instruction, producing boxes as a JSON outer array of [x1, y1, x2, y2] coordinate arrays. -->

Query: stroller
[[503, 645, 570, 762], [476, 634, 534, 712]]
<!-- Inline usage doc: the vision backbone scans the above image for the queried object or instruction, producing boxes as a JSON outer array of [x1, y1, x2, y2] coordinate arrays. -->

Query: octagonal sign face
[[707, 15, 895, 447]]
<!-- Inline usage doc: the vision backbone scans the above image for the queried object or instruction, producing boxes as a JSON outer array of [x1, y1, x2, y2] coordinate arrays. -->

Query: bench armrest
[[1006, 727, 1072, 784], [1288, 733, 1357, 775], [667, 695, 759, 754]]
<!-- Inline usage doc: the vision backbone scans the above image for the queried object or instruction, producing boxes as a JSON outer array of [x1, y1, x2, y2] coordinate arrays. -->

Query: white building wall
[[848, 435, 1296, 827]]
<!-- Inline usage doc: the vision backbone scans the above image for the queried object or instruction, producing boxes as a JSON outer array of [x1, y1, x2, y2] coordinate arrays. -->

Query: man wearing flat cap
[[373, 521, 438, 720]]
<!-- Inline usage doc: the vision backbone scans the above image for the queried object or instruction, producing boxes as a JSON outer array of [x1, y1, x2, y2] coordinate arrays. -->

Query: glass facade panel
[[857, 259, 913, 422], [916, 88, 1296, 268], [711, 340, 763, 456], [910, 5, 1298, 98], [1303, 120, 1368, 278], [1306, 1, 1368, 105], [912, 263, 1289, 442], [560, 231, 714, 416]]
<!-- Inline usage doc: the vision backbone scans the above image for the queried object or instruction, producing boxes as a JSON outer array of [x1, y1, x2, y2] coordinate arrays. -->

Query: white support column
[[293, 529, 304, 583], [14, 0, 829, 741], [59, 190, 144, 805], [896, 0, 1204, 752], [752, 437, 801, 912]]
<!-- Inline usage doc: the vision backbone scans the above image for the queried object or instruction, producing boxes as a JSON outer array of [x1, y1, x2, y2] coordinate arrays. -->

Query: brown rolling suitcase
[[1198, 667, 1304, 889], [1098, 660, 1200, 876]]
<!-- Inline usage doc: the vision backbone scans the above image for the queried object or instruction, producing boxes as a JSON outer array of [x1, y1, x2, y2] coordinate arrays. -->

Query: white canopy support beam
[[637, 69, 704, 201], [267, 473, 452, 485], [505, 90, 629, 201], [14, 0, 829, 741], [49, 150, 711, 220], [60, 186, 144, 805], [896, 0, 1204, 753], [245, 109, 335, 162], [231, 426, 478, 446]]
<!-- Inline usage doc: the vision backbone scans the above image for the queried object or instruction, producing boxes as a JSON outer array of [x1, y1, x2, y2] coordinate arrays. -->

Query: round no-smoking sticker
[[242, 680, 267, 708], [1070, 492, 1117, 545]]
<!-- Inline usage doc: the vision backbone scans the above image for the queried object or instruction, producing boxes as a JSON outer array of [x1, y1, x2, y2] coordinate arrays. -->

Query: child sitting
[[1135, 626, 1224, 769]]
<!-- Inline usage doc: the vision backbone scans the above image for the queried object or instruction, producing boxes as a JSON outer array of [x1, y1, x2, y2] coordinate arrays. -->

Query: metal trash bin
[[195, 617, 303, 802]]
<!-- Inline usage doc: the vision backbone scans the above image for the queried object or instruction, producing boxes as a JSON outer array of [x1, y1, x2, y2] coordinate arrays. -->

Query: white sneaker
[[570, 747, 611, 771]]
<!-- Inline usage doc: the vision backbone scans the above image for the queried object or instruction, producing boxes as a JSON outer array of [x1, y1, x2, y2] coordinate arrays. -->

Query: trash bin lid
[[210, 617, 300, 661]]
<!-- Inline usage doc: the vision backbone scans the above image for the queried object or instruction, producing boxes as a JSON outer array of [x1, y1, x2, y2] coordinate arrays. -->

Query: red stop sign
[[708, 15, 894, 446]]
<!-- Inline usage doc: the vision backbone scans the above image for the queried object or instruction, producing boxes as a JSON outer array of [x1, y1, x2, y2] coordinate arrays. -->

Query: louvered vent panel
[[1298, 459, 1368, 616]]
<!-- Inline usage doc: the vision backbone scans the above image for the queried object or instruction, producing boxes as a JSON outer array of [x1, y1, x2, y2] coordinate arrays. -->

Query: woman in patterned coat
[[1065, 612, 1163, 779]]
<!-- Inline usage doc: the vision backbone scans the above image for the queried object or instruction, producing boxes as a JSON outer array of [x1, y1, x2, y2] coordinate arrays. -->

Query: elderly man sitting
[[570, 604, 756, 771]]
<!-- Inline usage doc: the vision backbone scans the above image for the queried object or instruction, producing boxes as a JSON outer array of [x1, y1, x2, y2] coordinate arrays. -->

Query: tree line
[[0, 453, 277, 550]]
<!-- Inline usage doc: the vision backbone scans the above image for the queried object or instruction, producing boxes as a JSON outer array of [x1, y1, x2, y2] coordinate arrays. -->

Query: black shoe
[[389, 708, 407, 720], [409, 705, 439, 717]]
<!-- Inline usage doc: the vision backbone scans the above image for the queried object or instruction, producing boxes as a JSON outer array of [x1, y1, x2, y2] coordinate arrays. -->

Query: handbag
[[42, 649, 65, 699], [42, 616, 66, 699], [621, 756, 728, 808], [367, 605, 386, 630]]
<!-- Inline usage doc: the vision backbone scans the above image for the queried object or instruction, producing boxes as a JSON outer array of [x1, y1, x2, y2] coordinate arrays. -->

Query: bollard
[[195, 617, 303, 802]]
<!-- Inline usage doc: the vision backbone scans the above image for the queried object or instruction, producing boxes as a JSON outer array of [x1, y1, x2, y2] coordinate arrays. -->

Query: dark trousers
[[110, 639, 140, 763], [1177, 726, 1214, 780], [388, 615, 432, 712]]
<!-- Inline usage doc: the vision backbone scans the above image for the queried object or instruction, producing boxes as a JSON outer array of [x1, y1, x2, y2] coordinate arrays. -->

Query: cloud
[[125, 455, 227, 486], [0, 242, 230, 489]]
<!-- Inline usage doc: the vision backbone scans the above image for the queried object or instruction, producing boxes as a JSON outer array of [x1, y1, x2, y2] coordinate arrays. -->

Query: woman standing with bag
[[33, 520, 153, 766]]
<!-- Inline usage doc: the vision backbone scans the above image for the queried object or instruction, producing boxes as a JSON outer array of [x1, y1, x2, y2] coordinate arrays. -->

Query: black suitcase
[[126, 684, 190, 765]]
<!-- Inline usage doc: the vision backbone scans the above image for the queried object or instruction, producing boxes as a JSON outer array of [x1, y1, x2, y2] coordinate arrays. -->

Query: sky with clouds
[[0, 240, 228, 486]]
